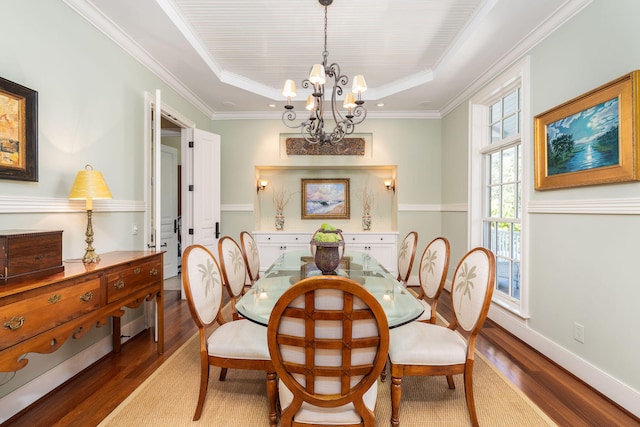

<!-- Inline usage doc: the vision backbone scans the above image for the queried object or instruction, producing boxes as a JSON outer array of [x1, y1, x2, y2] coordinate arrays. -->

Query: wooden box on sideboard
[[0, 230, 64, 285]]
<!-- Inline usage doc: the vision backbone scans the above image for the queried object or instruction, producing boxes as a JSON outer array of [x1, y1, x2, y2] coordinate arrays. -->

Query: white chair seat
[[413, 299, 432, 322], [389, 322, 466, 366], [279, 379, 378, 425], [208, 319, 270, 360]]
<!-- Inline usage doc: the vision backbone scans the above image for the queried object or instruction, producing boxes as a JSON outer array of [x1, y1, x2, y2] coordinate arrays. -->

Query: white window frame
[[468, 56, 530, 317]]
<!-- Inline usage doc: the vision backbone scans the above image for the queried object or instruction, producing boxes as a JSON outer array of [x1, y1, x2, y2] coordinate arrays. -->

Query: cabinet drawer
[[0, 277, 101, 349], [106, 259, 161, 304], [342, 233, 397, 244], [253, 233, 311, 244]]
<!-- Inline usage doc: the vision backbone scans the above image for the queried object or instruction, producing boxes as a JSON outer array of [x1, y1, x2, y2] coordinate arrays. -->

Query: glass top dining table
[[236, 250, 424, 328]]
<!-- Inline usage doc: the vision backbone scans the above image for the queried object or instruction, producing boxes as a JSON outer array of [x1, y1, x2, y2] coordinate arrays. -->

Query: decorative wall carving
[[285, 137, 365, 156]]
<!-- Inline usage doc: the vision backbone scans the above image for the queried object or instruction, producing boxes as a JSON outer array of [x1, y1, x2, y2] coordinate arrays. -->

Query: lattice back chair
[[181, 244, 277, 425], [218, 236, 248, 320], [396, 231, 418, 286], [268, 276, 389, 427], [387, 247, 496, 427], [413, 237, 450, 324], [240, 231, 261, 285]]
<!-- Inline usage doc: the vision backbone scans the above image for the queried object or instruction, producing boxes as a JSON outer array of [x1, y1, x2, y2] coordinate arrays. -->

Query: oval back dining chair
[[240, 231, 261, 285], [413, 237, 450, 324], [388, 247, 496, 427], [181, 244, 277, 426], [218, 235, 248, 320], [396, 231, 418, 286], [268, 275, 389, 427]]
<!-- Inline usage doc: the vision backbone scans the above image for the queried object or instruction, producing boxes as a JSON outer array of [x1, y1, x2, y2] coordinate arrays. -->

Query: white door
[[160, 145, 179, 279], [181, 128, 221, 255]]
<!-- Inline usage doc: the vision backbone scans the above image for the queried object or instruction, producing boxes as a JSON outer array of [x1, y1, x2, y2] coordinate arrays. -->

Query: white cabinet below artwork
[[253, 231, 398, 276], [253, 232, 312, 273]]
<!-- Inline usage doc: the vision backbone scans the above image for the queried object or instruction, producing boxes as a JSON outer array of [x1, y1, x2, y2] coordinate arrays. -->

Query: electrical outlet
[[574, 322, 585, 343], [132, 224, 139, 235]]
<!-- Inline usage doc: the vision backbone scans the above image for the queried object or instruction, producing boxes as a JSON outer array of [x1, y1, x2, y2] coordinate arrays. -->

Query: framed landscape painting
[[301, 178, 350, 220], [534, 71, 640, 190], [0, 77, 38, 182]]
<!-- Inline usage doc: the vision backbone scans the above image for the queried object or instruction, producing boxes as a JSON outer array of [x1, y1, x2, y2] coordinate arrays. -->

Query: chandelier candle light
[[282, 0, 367, 145]]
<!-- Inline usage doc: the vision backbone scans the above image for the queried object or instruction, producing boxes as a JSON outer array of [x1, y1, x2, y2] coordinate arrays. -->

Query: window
[[469, 58, 529, 315]]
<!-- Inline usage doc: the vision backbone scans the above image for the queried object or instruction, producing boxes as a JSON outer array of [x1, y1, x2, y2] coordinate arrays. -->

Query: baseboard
[[489, 306, 640, 418], [0, 315, 148, 423]]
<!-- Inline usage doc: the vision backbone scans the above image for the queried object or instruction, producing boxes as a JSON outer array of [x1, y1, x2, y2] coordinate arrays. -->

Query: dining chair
[[218, 235, 248, 320], [181, 244, 277, 426], [387, 247, 496, 427], [240, 230, 261, 285], [267, 275, 389, 427], [396, 231, 418, 286], [413, 237, 450, 324]]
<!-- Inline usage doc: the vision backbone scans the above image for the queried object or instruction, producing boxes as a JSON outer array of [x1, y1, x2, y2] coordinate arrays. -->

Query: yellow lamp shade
[[282, 79, 297, 98], [309, 64, 326, 85], [343, 92, 356, 109], [69, 164, 112, 210], [352, 75, 367, 94]]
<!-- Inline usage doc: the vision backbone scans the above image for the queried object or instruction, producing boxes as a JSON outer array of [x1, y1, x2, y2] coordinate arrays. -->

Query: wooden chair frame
[[396, 231, 418, 285], [389, 247, 495, 427], [268, 276, 389, 427], [416, 237, 450, 324], [240, 231, 261, 285], [218, 236, 248, 320], [182, 244, 277, 426]]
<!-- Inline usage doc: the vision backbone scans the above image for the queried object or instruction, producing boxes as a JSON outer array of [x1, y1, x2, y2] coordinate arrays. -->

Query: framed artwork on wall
[[301, 178, 350, 220], [0, 77, 38, 182], [534, 71, 640, 190]]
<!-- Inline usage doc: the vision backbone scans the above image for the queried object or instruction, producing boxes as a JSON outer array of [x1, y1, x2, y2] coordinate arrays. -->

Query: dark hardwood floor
[[4, 286, 639, 426]]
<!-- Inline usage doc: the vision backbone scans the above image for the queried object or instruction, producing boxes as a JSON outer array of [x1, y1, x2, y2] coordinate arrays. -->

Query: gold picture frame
[[301, 178, 350, 220], [534, 71, 640, 190], [0, 77, 38, 182]]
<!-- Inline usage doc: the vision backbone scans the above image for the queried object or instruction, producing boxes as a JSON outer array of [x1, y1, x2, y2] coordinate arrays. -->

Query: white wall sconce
[[257, 179, 268, 193], [384, 179, 395, 192]]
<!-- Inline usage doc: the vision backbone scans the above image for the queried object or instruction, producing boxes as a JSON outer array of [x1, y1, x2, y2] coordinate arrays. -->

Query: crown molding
[[441, 0, 593, 117], [62, 0, 215, 119]]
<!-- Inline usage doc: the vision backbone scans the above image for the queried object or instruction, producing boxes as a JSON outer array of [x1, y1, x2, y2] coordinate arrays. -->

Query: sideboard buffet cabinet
[[253, 231, 399, 276], [0, 251, 164, 373]]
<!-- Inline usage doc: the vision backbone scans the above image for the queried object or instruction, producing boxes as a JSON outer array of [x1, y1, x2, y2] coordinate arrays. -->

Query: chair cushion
[[208, 319, 270, 360], [388, 322, 467, 366], [414, 299, 432, 321], [278, 378, 378, 425]]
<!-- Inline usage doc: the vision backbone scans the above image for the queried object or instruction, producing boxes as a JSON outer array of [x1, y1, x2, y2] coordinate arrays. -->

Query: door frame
[[143, 92, 195, 258]]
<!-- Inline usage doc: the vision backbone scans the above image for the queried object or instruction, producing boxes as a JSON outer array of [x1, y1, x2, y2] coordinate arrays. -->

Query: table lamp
[[69, 164, 112, 263]]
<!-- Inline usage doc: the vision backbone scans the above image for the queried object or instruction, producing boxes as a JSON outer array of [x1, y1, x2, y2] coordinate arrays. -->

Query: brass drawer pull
[[4, 316, 25, 331], [35, 254, 44, 261], [150, 268, 158, 276], [114, 280, 126, 290], [134, 267, 141, 274], [48, 294, 62, 304], [80, 291, 93, 302]]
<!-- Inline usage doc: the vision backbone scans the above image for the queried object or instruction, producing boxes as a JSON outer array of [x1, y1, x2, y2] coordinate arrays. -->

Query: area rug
[[99, 309, 556, 427]]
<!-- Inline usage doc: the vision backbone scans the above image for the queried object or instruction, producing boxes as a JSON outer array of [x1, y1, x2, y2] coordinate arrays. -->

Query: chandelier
[[282, 0, 367, 145]]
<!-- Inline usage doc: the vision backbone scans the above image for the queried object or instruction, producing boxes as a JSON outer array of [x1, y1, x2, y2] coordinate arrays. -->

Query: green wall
[[441, 0, 640, 404], [0, 0, 211, 405]]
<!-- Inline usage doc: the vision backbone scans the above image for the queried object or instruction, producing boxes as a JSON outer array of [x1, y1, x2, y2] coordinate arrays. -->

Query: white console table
[[252, 231, 398, 276]]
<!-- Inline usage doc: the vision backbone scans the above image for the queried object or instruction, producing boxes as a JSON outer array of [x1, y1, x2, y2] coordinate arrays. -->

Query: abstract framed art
[[534, 71, 640, 190], [0, 77, 38, 182], [301, 178, 350, 220]]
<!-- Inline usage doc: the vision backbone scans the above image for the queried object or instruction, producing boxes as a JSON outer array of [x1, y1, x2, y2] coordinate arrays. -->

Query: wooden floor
[[4, 285, 639, 427]]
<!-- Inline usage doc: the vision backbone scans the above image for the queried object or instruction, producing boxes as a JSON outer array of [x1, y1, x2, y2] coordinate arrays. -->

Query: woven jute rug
[[99, 306, 556, 427]]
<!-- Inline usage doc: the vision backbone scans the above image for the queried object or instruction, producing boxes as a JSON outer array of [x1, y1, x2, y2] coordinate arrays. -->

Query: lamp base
[[82, 209, 101, 264]]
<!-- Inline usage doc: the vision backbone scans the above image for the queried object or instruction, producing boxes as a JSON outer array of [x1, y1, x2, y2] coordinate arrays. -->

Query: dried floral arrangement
[[362, 184, 374, 214], [273, 189, 294, 213]]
